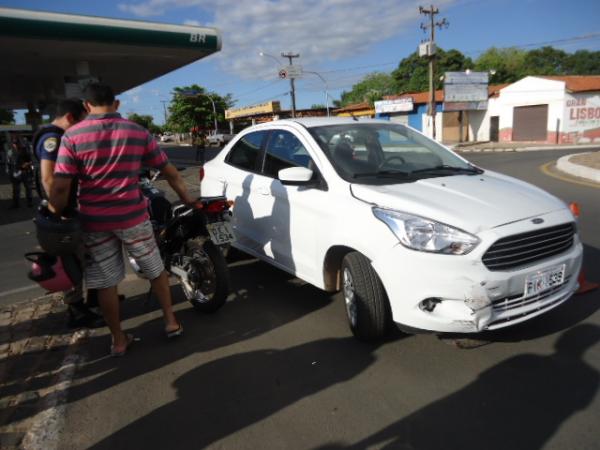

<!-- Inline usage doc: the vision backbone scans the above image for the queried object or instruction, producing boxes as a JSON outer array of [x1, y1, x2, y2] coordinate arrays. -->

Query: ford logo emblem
[[532, 218, 544, 224]]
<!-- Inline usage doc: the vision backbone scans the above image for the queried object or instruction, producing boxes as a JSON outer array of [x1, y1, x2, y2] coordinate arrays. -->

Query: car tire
[[341, 252, 391, 341]]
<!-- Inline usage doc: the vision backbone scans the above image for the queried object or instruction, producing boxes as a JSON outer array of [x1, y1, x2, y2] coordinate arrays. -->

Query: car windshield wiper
[[410, 165, 484, 175], [352, 170, 413, 179]]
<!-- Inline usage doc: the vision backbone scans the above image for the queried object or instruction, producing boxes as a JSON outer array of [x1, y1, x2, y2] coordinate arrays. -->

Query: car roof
[[261, 117, 392, 129]]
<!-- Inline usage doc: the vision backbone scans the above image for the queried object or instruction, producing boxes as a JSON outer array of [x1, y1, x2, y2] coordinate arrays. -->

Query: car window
[[309, 123, 473, 184], [262, 130, 314, 178], [225, 130, 268, 172]]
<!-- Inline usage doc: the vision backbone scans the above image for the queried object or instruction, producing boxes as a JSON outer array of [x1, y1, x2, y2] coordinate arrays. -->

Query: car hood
[[351, 171, 567, 234]]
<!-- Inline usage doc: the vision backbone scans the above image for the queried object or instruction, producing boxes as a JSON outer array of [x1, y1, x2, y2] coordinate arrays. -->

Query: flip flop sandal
[[166, 324, 184, 339], [110, 334, 138, 357]]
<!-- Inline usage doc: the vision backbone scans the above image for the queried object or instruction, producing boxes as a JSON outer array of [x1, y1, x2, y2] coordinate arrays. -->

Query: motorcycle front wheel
[[182, 239, 230, 313]]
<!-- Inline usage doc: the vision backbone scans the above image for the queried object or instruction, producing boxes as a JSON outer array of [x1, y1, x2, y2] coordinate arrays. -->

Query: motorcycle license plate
[[524, 264, 565, 297], [207, 221, 235, 245]]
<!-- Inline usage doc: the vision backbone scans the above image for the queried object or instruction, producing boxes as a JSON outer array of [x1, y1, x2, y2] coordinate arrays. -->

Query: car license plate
[[207, 221, 235, 245], [524, 264, 566, 297]]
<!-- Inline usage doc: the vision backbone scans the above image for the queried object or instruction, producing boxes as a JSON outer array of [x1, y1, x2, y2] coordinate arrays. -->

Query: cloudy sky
[[3, 0, 600, 123]]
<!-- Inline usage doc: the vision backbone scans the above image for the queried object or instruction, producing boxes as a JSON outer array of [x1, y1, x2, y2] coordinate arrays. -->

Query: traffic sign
[[278, 69, 288, 79], [284, 65, 303, 79]]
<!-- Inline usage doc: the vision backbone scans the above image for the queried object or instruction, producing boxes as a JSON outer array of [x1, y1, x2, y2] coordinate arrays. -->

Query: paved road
[[45, 148, 600, 449]]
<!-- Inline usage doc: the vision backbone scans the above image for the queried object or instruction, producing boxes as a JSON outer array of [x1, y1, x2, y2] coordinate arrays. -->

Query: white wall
[[421, 113, 443, 142], [496, 77, 565, 140]]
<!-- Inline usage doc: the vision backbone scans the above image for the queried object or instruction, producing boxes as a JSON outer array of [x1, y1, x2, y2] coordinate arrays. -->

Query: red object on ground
[[576, 269, 600, 295]]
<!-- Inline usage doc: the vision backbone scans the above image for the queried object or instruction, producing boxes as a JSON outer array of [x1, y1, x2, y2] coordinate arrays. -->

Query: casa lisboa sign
[[374, 98, 414, 114]]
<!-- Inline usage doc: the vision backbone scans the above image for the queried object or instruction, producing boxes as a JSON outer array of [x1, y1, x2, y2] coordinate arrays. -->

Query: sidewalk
[[451, 141, 600, 154], [556, 151, 600, 184], [0, 294, 88, 450]]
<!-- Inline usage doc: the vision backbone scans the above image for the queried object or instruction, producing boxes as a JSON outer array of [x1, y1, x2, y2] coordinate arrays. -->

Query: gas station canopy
[[0, 7, 222, 110]]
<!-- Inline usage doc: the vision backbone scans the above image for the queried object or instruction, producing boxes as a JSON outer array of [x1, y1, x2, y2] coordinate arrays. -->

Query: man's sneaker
[[67, 302, 105, 329]]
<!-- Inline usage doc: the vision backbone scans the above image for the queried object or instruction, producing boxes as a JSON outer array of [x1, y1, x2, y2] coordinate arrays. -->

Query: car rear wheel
[[341, 252, 391, 341]]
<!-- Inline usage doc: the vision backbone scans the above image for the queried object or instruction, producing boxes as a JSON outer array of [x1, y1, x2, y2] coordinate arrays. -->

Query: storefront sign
[[443, 100, 488, 111], [444, 84, 488, 103], [444, 71, 489, 109], [374, 98, 414, 113], [563, 93, 600, 142], [225, 101, 281, 119], [444, 72, 489, 84]]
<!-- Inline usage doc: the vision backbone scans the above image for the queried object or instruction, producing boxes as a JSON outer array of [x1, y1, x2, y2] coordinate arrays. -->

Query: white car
[[202, 118, 583, 340], [206, 130, 235, 147], [160, 132, 174, 142]]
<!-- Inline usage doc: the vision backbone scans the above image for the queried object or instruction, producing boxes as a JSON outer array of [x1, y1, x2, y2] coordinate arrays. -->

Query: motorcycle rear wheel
[[183, 239, 230, 313]]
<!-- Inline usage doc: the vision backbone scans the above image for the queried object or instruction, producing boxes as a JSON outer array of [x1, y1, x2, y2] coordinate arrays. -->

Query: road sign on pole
[[278, 69, 288, 79], [284, 65, 303, 79]]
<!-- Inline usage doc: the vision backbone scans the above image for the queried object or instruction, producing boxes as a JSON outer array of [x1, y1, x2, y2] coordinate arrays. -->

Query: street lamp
[[303, 70, 330, 117], [258, 51, 282, 68]]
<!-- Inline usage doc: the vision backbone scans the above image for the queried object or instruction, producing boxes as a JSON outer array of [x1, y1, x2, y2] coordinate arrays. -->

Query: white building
[[469, 76, 600, 144]]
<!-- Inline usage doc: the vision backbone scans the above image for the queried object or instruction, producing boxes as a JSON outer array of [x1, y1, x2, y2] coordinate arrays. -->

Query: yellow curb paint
[[540, 162, 600, 189]]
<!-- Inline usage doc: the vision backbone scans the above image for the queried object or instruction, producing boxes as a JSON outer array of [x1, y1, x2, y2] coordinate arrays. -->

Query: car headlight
[[372, 208, 480, 255]]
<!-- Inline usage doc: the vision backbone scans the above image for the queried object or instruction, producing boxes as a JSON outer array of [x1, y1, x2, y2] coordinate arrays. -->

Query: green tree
[[521, 46, 569, 76], [392, 48, 473, 93], [0, 108, 15, 124], [128, 113, 162, 134], [474, 47, 527, 83], [339, 72, 398, 106], [167, 84, 234, 133], [564, 50, 600, 75]]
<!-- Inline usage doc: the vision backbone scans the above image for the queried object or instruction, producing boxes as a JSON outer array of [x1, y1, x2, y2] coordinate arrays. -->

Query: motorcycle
[[131, 168, 234, 313]]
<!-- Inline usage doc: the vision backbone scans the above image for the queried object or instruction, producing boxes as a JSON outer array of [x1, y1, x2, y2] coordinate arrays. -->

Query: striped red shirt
[[54, 113, 168, 232]]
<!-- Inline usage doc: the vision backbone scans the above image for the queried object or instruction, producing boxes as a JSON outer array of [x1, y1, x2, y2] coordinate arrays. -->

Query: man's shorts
[[84, 220, 164, 289]]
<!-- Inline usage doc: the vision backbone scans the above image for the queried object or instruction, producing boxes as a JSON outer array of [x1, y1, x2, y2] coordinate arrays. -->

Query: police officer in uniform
[[32, 99, 104, 328]]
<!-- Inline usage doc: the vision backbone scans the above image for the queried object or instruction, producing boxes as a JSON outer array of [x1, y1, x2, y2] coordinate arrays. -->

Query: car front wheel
[[342, 252, 391, 341]]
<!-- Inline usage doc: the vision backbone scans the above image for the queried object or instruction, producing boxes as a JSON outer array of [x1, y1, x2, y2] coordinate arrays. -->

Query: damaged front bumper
[[371, 214, 583, 334]]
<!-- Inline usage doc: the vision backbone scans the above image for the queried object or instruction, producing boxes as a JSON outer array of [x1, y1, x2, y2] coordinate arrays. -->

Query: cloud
[[183, 19, 201, 26], [117, 0, 456, 79], [123, 86, 143, 96]]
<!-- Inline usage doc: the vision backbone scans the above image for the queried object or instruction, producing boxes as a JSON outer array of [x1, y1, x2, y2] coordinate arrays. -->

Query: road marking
[[0, 284, 40, 298], [540, 162, 600, 189]]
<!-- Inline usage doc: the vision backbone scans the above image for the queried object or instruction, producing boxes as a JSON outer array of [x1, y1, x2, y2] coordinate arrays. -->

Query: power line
[[232, 79, 282, 99], [462, 32, 600, 56]]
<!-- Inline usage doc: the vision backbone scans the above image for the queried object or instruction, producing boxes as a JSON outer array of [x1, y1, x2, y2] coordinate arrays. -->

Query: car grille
[[491, 275, 571, 313], [487, 277, 572, 328], [482, 222, 576, 271]]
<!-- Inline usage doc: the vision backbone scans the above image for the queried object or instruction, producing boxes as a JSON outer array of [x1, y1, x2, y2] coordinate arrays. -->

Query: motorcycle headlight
[[372, 208, 480, 255]]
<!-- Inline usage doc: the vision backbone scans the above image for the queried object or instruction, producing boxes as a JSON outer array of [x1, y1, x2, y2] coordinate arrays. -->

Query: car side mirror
[[278, 167, 314, 186]]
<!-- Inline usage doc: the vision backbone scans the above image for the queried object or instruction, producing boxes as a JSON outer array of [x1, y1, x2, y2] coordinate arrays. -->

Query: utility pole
[[281, 52, 300, 118], [419, 5, 448, 141], [160, 100, 169, 124]]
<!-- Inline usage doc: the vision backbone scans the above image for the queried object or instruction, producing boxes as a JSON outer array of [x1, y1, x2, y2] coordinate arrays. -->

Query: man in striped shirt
[[50, 83, 193, 355]]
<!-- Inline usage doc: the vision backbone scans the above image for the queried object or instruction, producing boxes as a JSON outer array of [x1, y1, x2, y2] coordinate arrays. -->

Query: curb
[[454, 144, 599, 154], [556, 153, 600, 184]]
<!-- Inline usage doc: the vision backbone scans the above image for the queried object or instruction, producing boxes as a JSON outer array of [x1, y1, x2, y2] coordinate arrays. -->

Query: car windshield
[[308, 122, 481, 184]]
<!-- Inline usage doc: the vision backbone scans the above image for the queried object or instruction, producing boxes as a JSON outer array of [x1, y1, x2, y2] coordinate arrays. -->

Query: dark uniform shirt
[[33, 125, 77, 207]]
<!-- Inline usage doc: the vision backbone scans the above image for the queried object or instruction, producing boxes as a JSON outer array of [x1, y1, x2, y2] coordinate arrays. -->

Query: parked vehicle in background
[[201, 118, 583, 341], [160, 132, 174, 142], [206, 130, 235, 147]]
